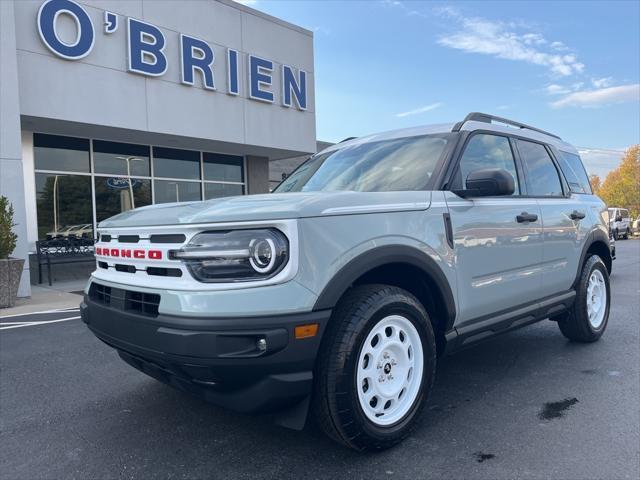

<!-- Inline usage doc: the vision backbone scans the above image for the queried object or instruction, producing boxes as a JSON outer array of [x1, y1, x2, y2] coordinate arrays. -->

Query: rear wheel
[[313, 285, 436, 451], [556, 255, 610, 342]]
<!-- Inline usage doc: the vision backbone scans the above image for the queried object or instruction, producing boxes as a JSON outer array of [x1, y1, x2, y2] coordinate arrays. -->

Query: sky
[[238, 0, 639, 179]]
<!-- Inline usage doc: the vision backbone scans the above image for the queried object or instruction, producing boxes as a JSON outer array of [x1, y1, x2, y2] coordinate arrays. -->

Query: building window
[[35, 173, 93, 239], [203, 152, 244, 182], [205, 182, 243, 199], [34, 133, 90, 173], [94, 177, 152, 222], [153, 147, 201, 180], [32, 133, 246, 241], [93, 140, 150, 177], [154, 180, 202, 203]]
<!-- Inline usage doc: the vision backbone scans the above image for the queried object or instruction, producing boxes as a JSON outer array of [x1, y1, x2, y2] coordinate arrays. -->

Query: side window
[[557, 151, 592, 194], [452, 134, 520, 195], [517, 140, 563, 197]]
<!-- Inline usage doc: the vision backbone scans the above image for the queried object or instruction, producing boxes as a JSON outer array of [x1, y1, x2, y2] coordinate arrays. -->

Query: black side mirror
[[454, 168, 515, 198]]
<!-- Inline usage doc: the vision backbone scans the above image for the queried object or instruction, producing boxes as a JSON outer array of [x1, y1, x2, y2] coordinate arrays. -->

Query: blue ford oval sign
[[107, 178, 138, 189], [36, 0, 307, 110]]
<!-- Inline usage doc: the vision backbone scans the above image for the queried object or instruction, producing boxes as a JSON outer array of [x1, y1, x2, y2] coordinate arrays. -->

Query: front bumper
[[81, 294, 331, 414]]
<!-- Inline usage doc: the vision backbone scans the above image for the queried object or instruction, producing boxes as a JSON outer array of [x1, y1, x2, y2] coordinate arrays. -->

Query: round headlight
[[249, 238, 276, 273]]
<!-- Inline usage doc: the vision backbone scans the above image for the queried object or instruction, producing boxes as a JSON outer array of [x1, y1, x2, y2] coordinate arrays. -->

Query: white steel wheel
[[587, 269, 607, 329], [356, 315, 424, 426]]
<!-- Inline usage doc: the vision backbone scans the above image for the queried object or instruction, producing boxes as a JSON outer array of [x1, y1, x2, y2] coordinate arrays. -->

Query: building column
[[245, 155, 270, 194], [0, 0, 31, 297]]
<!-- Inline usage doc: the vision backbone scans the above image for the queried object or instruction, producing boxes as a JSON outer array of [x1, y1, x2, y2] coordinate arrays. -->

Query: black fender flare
[[313, 245, 456, 330], [573, 228, 612, 287]]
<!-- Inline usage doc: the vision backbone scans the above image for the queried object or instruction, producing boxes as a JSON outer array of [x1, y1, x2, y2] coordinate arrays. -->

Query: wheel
[[313, 285, 436, 451], [623, 228, 630, 239], [556, 255, 610, 342], [614, 228, 619, 240]]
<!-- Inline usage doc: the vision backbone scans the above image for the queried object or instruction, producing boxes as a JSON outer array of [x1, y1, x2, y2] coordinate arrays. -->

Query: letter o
[[37, 0, 95, 60]]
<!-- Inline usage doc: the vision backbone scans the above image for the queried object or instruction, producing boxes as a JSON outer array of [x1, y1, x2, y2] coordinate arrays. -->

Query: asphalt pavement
[[1, 240, 638, 480]]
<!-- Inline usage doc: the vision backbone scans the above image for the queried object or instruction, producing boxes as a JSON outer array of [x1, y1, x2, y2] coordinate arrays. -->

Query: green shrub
[[0, 196, 18, 259]]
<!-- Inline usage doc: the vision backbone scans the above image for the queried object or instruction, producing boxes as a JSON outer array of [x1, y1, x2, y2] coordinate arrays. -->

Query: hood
[[98, 191, 432, 228]]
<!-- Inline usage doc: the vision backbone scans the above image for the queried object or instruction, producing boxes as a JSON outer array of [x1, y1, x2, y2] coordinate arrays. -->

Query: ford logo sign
[[107, 178, 139, 189]]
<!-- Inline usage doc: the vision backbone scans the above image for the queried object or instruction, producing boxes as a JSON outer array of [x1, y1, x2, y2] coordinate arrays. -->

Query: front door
[[445, 133, 544, 326]]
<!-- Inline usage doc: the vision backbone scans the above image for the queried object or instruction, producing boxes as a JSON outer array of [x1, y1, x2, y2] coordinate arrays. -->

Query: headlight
[[170, 229, 289, 283]]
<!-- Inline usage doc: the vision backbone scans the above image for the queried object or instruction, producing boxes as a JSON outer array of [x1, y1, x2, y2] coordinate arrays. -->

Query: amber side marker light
[[295, 323, 319, 339]]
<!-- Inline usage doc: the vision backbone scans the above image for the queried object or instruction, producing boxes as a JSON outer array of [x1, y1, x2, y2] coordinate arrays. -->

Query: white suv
[[609, 207, 631, 239]]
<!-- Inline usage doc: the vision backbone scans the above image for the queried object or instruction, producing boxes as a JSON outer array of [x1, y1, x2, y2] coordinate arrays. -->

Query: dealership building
[[0, 0, 316, 298]]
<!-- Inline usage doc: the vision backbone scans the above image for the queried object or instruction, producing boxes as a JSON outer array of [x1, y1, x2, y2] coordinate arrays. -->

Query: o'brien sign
[[36, 0, 308, 110]]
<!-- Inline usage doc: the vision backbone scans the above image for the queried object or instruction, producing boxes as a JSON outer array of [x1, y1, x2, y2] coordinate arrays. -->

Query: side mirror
[[454, 168, 515, 198]]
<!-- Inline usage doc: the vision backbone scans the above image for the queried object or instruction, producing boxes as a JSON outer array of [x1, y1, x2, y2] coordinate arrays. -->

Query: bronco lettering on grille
[[95, 247, 163, 260]]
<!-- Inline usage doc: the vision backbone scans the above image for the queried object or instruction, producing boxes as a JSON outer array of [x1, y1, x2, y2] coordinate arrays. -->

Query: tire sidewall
[[578, 256, 611, 335], [336, 293, 435, 442]]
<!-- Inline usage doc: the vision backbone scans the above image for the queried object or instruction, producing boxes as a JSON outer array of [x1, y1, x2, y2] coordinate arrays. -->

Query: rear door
[[515, 141, 590, 298], [445, 133, 543, 325]]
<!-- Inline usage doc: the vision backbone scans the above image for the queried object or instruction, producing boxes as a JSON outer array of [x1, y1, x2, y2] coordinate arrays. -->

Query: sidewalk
[[0, 281, 85, 317]]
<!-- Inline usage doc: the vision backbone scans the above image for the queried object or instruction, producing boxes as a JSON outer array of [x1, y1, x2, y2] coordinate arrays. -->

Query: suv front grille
[[89, 283, 160, 317]]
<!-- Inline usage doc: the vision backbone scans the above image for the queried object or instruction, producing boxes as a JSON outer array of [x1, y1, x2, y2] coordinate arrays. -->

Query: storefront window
[[153, 147, 200, 180], [203, 152, 243, 182], [94, 177, 151, 222], [34, 134, 90, 173], [32, 133, 246, 241], [93, 140, 150, 177], [154, 180, 202, 203], [204, 182, 243, 199], [35, 173, 93, 239]]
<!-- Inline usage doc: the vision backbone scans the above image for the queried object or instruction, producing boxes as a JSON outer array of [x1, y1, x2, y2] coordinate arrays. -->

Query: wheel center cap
[[384, 363, 392, 374]]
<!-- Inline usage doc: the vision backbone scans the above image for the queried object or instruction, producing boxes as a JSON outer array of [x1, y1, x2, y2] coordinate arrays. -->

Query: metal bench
[[36, 237, 95, 286]]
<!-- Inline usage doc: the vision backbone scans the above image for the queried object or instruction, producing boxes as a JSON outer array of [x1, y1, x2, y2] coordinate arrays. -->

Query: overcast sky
[[240, 0, 639, 178]]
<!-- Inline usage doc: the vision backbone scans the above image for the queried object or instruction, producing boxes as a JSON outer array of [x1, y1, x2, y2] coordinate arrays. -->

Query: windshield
[[274, 134, 451, 193]]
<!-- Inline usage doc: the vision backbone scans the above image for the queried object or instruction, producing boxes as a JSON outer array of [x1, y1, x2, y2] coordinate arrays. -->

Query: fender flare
[[573, 228, 611, 287], [313, 245, 456, 330]]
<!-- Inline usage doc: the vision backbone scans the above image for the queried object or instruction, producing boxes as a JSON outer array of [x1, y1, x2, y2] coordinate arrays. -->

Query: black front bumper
[[81, 295, 331, 414]]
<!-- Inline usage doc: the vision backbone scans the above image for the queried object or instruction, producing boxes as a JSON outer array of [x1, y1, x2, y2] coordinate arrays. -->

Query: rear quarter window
[[557, 151, 592, 194]]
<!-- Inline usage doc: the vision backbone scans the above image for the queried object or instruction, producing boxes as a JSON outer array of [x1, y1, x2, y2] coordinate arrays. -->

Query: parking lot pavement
[[1, 240, 638, 480]]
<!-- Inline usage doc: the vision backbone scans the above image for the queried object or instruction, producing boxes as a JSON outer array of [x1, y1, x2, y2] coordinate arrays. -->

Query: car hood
[[98, 191, 432, 228]]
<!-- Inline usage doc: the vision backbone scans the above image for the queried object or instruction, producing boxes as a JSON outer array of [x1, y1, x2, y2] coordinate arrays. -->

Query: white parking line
[[0, 316, 81, 330], [0, 307, 80, 319]]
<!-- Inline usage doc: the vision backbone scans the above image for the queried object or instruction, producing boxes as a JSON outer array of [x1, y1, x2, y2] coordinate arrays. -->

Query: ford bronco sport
[[81, 113, 613, 451]]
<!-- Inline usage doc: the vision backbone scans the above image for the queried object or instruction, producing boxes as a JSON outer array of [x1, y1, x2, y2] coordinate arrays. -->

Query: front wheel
[[556, 255, 610, 342], [313, 285, 436, 451]]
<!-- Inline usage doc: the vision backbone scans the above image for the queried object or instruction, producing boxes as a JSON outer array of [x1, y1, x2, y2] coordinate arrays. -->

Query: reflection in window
[[204, 182, 243, 199], [203, 153, 243, 182], [154, 180, 201, 203], [34, 134, 90, 173], [93, 140, 150, 177], [517, 140, 563, 197], [454, 134, 520, 195], [94, 177, 151, 222], [35, 173, 93, 240], [153, 147, 200, 180], [275, 135, 450, 193]]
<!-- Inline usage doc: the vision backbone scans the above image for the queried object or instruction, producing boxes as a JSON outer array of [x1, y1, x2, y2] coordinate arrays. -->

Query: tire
[[623, 228, 630, 240], [313, 284, 436, 451], [557, 255, 610, 342], [614, 228, 619, 240]]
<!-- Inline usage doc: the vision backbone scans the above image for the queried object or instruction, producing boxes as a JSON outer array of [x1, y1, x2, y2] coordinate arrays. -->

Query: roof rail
[[339, 136, 357, 143], [451, 112, 561, 140]]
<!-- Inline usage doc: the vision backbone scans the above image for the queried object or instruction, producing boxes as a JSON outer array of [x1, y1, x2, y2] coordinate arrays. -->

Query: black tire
[[313, 284, 436, 451], [623, 228, 630, 239], [557, 255, 610, 342], [614, 228, 619, 240]]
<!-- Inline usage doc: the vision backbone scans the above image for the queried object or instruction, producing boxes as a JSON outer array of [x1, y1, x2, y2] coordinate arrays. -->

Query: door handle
[[516, 212, 538, 223], [570, 210, 586, 220]]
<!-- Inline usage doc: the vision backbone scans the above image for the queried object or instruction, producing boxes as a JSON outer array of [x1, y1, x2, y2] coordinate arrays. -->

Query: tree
[[589, 174, 601, 195], [0, 196, 18, 259], [597, 145, 640, 218]]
